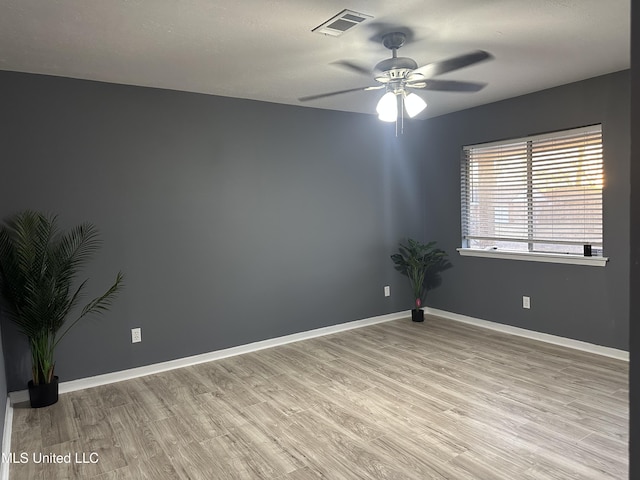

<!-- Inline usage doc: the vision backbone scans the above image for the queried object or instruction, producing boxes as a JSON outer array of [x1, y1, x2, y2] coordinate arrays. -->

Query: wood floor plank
[[69, 393, 109, 429], [8, 316, 629, 479], [109, 411, 164, 463], [171, 437, 244, 480], [39, 397, 79, 447], [250, 373, 321, 416], [521, 442, 623, 480], [147, 414, 210, 458], [32, 439, 84, 479], [514, 421, 628, 479], [448, 448, 530, 480], [580, 431, 629, 463], [286, 408, 419, 480], [8, 406, 45, 480], [196, 364, 266, 409], [276, 466, 326, 479], [10, 403, 40, 433], [369, 434, 452, 479], [77, 420, 127, 477]]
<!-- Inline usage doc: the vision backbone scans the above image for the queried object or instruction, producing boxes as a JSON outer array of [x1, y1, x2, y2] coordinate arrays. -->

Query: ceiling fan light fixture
[[376, 91, 397, 122], [298, 30, 491, 129], [404, 92, 427, 118]]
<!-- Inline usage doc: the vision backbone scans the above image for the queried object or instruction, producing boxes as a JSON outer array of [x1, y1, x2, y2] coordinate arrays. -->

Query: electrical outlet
[[522, 296, 531, 309], [384, 285, 391, 297], [131, 327, 142, 343]]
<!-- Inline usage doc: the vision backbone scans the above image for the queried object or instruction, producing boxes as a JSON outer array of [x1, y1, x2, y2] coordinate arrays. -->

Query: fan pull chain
[[396, 93, 404, 137]]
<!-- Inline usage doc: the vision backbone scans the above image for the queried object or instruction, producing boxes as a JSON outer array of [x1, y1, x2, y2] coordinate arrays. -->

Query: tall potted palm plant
[[0, 210, 123, 407], [391, 238, 452, 322]]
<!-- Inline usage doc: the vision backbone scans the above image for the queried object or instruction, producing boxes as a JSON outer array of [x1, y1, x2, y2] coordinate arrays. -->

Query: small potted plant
[[390, 238, 452, 322], [0, 210, 123, 407]]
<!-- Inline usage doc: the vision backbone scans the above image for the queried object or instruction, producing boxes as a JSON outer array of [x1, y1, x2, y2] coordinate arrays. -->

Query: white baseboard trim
[[8, 310, 408, 405], [1, 398, 13, 480], [424, 307, 629, 361], [8, 306, 628, 404]]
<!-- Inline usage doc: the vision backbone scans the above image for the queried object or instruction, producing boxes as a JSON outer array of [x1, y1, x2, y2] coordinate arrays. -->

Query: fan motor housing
[[374, 57, 418, 82]]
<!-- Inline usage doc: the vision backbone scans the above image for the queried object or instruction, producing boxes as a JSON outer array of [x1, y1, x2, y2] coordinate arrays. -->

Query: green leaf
[[390, 238, 452, 307], [0, 210, 124, 384]]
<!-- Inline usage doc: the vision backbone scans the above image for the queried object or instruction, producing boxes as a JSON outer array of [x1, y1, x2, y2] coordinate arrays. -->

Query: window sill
[[457, 248, 608, 267]]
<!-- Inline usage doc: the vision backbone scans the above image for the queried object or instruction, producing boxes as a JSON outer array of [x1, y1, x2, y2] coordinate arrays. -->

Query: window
[[460, 125, 604, 264]]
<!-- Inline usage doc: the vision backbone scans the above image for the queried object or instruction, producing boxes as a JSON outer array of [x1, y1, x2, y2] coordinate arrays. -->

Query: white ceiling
[[0, 0, 630, 119]]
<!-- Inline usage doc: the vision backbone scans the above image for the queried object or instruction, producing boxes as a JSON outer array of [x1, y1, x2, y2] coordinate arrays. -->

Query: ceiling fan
[[299, 32, 493, 122]]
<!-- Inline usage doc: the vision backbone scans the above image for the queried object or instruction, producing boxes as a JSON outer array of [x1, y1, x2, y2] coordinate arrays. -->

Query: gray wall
[[629, 1, 639, 473], [0, 71, 424, 392], [0, 68, 630, 393], [0, 330, 5, 440], [421, 70, 630, 350]]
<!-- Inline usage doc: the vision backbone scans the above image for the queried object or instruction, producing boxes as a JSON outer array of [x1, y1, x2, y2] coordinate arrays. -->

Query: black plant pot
[[411, 309, 425, 323], [28, 376, 59, 408]]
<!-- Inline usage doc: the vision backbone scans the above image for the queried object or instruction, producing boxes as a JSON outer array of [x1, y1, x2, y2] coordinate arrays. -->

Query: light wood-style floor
[[9, 316, 628, 479]]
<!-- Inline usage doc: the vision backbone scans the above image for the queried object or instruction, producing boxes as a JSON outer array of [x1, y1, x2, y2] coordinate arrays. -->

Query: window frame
[[459, 125, 608, 267]]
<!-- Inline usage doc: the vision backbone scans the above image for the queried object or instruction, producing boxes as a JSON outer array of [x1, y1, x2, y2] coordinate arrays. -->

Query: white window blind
[[461, 125, 603, 255]]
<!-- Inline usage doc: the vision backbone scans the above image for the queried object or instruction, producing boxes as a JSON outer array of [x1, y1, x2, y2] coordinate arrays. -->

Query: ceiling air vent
[[312, 9, 373, 37]]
